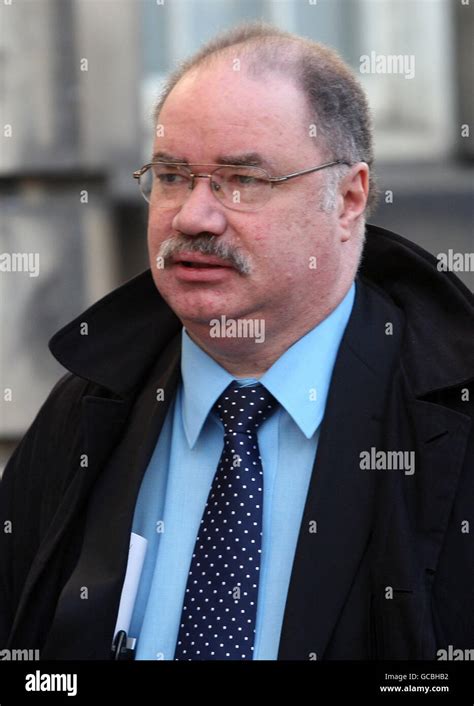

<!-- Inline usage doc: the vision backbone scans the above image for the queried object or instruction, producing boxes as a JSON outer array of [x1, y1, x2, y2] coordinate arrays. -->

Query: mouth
[[171, 252, 234, 268], [178, 261, 228, 268], [169, 252, 237, 281]]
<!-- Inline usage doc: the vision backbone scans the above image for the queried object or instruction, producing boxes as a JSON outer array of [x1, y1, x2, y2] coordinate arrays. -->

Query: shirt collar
[[181, 331, 235, 448], [181, 282, 355, 447]]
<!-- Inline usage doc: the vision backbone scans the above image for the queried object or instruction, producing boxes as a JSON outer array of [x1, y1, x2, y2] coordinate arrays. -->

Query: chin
[[161, 291, 236, 325]]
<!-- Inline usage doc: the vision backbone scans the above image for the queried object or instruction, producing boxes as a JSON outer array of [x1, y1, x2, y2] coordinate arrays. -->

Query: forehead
[[155, 65, 312, 163]]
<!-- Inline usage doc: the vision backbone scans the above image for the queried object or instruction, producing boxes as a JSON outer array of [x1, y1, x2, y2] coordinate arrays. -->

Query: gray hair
[[153, 21, 378, 216]]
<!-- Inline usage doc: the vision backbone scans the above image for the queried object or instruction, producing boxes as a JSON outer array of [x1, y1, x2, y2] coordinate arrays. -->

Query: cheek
[[147, 211, 173, 249], [259, 206, 316, 268], [264, 202, 336, 284]]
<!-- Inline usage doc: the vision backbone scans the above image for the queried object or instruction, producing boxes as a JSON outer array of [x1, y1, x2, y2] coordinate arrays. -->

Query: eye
[[156, 172, 188, 185], [228, 173, 264, 187], [237, 175, 258, 185]]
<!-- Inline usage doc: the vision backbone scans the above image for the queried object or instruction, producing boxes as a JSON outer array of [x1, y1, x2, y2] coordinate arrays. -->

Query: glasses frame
[[132, 159, 352, 210]]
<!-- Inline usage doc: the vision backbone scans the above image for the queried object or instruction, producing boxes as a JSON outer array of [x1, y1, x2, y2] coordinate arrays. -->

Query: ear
[[337, 163, 369, 241]]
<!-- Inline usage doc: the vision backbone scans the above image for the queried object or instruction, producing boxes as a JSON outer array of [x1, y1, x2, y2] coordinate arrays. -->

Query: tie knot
[[213, 381, 278, 435]]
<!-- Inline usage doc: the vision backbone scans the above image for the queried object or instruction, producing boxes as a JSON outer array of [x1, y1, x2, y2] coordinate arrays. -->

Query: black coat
[[1, 224, 473, 660]]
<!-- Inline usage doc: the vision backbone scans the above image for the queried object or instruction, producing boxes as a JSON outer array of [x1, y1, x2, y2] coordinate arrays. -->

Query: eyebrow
[[217, 153, 275, 170], [151, 150, 275, 171], [151, 151, 187, 164]]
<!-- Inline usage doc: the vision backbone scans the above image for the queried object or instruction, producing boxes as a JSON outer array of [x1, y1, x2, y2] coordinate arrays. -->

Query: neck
[[184, 286, 352, 377], [185, 329, 287, 378]]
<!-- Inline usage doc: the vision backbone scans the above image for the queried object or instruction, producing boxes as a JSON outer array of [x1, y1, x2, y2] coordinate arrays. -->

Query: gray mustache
[[158, 235, 252, 275]]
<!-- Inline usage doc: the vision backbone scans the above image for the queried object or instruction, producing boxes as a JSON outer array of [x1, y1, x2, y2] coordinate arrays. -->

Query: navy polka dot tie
[[174, 381, 279, 660]]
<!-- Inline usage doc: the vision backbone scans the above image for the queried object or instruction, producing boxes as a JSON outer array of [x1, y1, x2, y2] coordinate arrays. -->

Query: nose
[[171, 176, 228, 237]]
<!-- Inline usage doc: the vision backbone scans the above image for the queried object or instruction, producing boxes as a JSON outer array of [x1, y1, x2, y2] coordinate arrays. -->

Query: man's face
[[148, 64, 347, 333]]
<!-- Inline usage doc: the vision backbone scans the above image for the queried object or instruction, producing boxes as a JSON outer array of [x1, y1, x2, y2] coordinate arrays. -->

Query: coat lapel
[[27, 336, 181, 658], [278, 277, 472, 660], [278, 281, 404, 659], [7, 396, 130, 649]]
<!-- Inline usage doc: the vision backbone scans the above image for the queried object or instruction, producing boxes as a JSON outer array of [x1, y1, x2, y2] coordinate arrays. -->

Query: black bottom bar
[[0, 660, 472, 704]]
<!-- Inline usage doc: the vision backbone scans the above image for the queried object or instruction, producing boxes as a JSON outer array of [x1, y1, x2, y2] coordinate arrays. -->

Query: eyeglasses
[[132, 159, 350, 212]]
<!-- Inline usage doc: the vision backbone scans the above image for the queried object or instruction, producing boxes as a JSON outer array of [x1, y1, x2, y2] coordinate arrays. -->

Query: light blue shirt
[[129, 283, 355, 659]]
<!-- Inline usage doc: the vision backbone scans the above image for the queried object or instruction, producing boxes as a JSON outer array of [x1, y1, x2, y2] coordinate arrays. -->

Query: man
[[0, 22, 473, 661]]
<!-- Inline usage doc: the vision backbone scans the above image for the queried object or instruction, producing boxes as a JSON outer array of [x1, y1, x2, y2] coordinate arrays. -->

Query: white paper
[[113, 532, 148, 640]]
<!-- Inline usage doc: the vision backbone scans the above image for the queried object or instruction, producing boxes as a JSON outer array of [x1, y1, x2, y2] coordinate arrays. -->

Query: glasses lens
[[212, 166, 269, 210], [140, 164, 191, 206], [138, 163, 271, 210]]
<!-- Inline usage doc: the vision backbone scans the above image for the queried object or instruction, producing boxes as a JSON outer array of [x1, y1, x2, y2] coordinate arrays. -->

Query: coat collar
[[359, 224, 474, 396], [49, 270, 182, 398]]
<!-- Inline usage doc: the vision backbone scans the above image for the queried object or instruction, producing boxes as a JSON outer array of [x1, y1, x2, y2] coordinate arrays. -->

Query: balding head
[[153, 21, 377, 215]]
